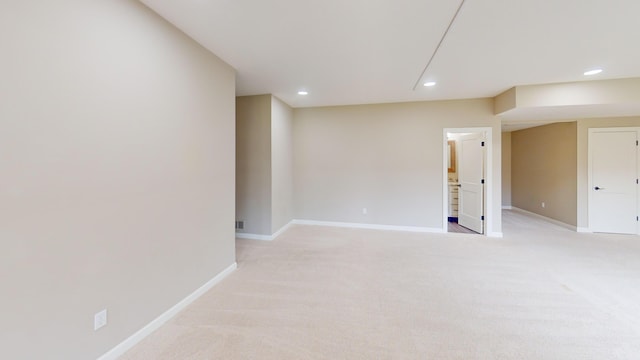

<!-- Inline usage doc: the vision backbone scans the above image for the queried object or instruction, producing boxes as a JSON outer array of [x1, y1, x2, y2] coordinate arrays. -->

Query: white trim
[[235, 221, 293, 241], [235, 233, 273, 241], [443, 133, 448, 233], [292, 219, 445, 233], [488, 232, 503, 238], [271, 221, 293, 239], [96, 262, 237, 360], [511, 207, 577, 231], [577, 227, 592, 233], [502, 205, 512, 210]]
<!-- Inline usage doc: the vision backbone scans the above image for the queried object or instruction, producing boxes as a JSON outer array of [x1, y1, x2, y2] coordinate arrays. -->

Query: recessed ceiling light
[[298, 90, 308, 95], [584, 69, 603, 76], [423, 81, 437, 87]]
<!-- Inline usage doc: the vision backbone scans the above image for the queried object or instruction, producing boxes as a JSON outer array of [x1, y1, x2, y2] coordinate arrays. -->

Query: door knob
[[594, 186, 605, 190]]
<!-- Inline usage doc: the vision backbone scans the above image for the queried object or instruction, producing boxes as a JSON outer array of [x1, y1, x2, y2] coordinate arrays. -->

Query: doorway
[[444, 129, 490, 235]]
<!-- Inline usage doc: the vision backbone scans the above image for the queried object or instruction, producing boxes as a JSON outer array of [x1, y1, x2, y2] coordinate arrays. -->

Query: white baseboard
[[488, 232, 504, 238], [511, 207, 577, 231], [97, 262, 237, 360], [235, 233, 272, 241], [577, 227, 592, 233], [235, 221, 293, 241], [501, 205, 513, 210], [291, 219, 445, 234], [271, 221, 293, 239]]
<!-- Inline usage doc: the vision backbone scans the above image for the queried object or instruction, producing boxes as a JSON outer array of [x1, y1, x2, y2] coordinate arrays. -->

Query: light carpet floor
[[121, 210, 640, 359]]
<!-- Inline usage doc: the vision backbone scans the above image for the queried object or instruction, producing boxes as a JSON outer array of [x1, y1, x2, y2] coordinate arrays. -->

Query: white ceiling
[[140, 0, 640, 114]]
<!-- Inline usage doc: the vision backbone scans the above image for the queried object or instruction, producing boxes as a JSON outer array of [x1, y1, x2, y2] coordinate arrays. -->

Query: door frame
[[587, 127, 640, 234], [443, 127, 495, 236]]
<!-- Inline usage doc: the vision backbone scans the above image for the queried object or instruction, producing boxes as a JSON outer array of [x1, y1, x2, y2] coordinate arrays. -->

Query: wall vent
[[235, 221, 244, 230]]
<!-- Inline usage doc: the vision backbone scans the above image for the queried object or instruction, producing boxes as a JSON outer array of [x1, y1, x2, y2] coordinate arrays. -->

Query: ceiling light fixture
[[298, 90, 308, 95], [423, 81, 437, 87], [584, 69, 603, 76]]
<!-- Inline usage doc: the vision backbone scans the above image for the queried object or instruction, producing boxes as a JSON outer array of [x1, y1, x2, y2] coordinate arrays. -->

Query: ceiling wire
[[412, 0, 467, 91]]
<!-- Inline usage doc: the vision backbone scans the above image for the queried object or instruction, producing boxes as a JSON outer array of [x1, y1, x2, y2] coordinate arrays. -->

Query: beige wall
[[502, 132, 512, 207], [495, 79, 640, 120], [512, 122, 577, 225], [576, 116, 640, 229], [517, 78, 640, 108], [236, 95, 272, 235], [293, 99, 502, 233], [271, 96, 294, 233], [235, 95, 294, 236], [0, 1, 236, 359]]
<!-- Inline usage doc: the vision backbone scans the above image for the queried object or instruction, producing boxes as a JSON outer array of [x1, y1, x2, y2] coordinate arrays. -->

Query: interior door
[[589, 130, 637, 234], [458, 133, 484, 234]]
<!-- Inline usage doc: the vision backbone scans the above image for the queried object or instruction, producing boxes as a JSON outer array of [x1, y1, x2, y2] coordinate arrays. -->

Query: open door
[[458, 133, 485, 234]]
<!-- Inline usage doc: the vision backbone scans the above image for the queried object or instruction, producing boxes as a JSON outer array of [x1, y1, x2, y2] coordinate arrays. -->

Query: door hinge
[[637, 179, 638, 184], [481, 215, 485, 221], [481, 179, 485, 184], [481, 141, 485, 147], [636, 216, 638, 221], [636, 140, 638, 146]]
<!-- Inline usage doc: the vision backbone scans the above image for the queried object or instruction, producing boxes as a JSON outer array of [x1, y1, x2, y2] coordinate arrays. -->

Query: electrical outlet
[[541, 202, 545, 208], [362, 208, 367, 215], [94, 309, 107, 331]]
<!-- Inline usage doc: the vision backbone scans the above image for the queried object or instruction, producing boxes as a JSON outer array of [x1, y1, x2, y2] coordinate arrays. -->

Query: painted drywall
[[293, 99, 501, 232], [576, 116, 640, 229], [271, 96, 294, 233], [236, 95, 294, 237], [495, 79, 640, 122], [512, 122, 577, 226], [236, 95, 272, 235], [494, 87, 517, 114], [516, 78, 640, 108], [502, 132, 512, 207], [0, 1, 236, 359]]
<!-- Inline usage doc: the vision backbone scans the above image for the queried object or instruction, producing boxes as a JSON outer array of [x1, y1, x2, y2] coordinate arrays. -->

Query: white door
[[458, 133, 484, 234], [589, 130, 637, 234]]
